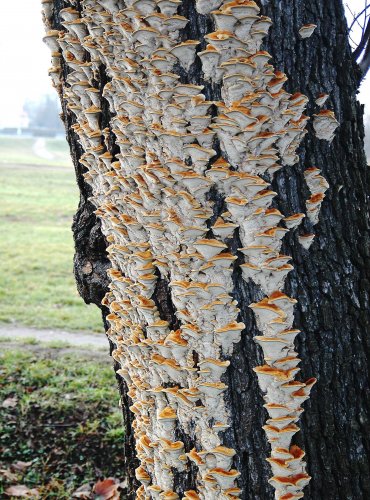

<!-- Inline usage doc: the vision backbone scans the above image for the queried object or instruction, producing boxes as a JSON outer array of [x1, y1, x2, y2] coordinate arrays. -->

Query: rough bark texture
[[51, 0, 370, 498]]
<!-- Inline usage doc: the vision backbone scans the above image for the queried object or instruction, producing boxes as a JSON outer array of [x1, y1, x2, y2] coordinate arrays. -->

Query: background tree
[[24, 94, 64, 132], [43, 1, 369, 499]]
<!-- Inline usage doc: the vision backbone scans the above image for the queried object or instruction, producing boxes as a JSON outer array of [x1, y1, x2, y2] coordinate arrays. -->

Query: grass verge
[[0, 164, 103, 332], [0, 346, 124, 498], [0, 137, 71, 168]]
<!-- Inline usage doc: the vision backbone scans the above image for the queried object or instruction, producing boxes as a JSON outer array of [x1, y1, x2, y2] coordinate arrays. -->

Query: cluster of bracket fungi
[[42, 0, 339, 498]]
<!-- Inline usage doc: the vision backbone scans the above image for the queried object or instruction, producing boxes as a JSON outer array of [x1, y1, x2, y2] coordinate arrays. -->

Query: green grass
[[16, 337, 39, 346], [41, 339, 75, 349], [0, 164, 103, 332], [0, 136, 71, 167], [0, 347, 124, 498]]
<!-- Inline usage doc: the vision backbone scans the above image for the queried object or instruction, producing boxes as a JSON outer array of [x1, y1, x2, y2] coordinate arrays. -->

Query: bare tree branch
[[359, 29, 370, 75], [353, 17, 370, 59], [348, 4, 370, 32], [349, 33, 357, 46], [346, 1, 370, 80], [346, 3, 365, 32], [363, 0, 368, 36]]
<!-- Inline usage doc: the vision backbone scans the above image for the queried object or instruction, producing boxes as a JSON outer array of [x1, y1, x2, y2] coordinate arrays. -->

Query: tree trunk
[[44, 1, 369, 499]]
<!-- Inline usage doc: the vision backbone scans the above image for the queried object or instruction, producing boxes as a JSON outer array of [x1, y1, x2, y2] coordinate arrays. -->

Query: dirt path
[[33, 137, 55, 161], [0, 325, 108, 349], [0, 341, 112, 363]]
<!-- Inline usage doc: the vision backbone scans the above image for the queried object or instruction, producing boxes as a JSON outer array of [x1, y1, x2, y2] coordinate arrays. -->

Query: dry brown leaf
[[0, 468, 19, 482], [5, 485, 39, 498], [92, 478, 119, 500], [72, 483, 92, 499], [2, 396, 18, 408], [11, 461, 33, 472]]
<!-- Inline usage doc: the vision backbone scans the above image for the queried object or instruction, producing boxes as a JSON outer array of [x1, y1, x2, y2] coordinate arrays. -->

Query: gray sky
[[0, 0, 368, 128], [0, 0, 51, 127]]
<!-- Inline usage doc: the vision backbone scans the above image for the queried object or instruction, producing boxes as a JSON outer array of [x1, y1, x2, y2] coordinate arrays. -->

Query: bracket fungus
[[43, 0, 339, 497], [312, 110, 340, 142], [315, 92, 329, 107], [298, 24, 317, 39]]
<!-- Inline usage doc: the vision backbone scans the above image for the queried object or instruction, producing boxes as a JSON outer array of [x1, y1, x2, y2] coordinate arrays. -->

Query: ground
[[0, 137, 71, 168], [0, 326, 107, 348], [0, 340, 125, 499], [0, 136, 102, 333], [0, 136, 122, 498]]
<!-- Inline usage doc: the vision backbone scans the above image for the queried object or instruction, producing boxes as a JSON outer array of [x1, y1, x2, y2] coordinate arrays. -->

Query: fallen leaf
[[11, 461, 33, 472], [72, 483, 92, 499], [5, 485, 39, 498], [2, 396, 18, 408], [74, 493, 92, 500], [0, 468, 18, 482], [93, 478, 119, 500]]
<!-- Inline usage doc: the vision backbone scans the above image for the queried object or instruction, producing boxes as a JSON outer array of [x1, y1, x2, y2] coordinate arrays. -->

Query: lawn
[[0, 344, 125, 498], [0, 136, 71, 167], [0, 163, 103, 332]]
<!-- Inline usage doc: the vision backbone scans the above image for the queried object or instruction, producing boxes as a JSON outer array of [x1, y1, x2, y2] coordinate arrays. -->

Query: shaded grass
[[0, 137, 71, 167], [0, 164, 103, 332], [0, 347, 124, 498]]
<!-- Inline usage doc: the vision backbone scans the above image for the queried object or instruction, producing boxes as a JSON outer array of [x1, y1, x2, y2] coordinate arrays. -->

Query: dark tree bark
[[48, 1, 370, 499]]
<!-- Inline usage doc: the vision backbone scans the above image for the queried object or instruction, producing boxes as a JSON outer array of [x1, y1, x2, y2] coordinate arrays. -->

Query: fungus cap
[[298, 24, 317, 39]]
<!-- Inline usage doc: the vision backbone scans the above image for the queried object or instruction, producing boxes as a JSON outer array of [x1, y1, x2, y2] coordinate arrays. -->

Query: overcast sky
[[0, 0, 368, 128], [0, 1, 51, 126]]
